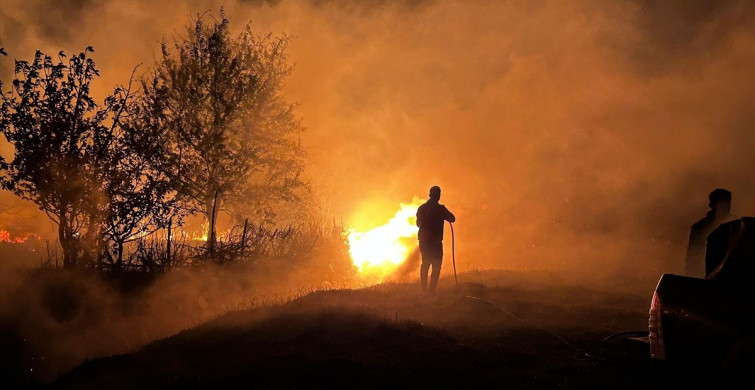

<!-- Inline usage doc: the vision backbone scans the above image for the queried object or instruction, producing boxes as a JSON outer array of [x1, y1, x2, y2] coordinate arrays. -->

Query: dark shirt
[[416, 199, 455, 243], [685, 211, 737, 278], [705, 217, 755, 278], [707, 217, 755, 299]]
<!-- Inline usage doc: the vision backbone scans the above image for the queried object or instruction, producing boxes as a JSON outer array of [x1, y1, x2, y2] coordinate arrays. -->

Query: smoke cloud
[[1, 1, 754, 383], [2, 0, 754, 281]]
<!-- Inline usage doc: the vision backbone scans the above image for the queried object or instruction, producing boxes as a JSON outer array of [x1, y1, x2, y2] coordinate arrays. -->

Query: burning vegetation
[[0, 229, 35, 244], [0, 11, 308, 272], [347, 198, 422, 280], [0, 1, 754, 388], [0, 7, 428, 284]]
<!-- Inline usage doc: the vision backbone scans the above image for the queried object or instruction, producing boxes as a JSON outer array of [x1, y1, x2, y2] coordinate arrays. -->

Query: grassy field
[[46, 270, 660, 389]]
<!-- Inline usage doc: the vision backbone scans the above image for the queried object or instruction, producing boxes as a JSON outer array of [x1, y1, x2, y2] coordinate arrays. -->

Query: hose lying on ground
[[462, 295, 649, 364]]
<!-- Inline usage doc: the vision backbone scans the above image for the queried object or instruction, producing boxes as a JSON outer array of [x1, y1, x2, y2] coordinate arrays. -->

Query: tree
[[97, 83, 181, 267], [0, 48, 108, 267], [0, 49, 178, 268], [142, 10, 305, 252]]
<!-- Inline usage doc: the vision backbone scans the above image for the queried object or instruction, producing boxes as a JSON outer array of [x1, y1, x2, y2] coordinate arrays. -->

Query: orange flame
[[191, 221, 210, 241], [0, 230, 35, 244], [347, 198, 423, 281], [188, 220, 231, 242]]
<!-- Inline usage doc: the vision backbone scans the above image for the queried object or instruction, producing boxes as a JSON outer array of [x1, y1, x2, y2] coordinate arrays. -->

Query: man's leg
[[429, 242, 443, 292], [429, 258, 442, 292], [420, 259, 430, 291], [419, 242, 430, 291]]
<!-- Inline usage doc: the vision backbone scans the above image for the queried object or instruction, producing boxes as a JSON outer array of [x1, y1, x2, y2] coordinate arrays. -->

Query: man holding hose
[[416, 186, 456, 292]]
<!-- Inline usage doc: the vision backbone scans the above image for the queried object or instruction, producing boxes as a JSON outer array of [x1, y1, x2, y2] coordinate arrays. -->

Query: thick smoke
[[1, 0, 753, 382], [1, 0, 754, 280]]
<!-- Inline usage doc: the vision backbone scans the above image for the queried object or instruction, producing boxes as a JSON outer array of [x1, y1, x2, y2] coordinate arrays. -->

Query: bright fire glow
[[191, 221, 210, 242], [347, 198, 423, 280], [0, 230, 35, 244], [188, 220, 232, 242]]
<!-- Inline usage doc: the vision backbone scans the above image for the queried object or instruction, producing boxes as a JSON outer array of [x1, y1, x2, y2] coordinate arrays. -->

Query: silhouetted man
[[416, 186, 455, 292], [685, 188, 737, 278]]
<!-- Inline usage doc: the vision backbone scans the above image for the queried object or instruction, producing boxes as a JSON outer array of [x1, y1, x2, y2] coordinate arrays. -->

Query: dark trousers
[[419, 240, 443, 292]]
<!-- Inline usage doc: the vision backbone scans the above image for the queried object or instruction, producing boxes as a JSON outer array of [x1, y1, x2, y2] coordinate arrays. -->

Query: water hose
[[449, 221, 457, 284]]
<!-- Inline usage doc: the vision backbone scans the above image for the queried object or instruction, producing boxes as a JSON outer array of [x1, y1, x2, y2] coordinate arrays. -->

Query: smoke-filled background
[[1, 0, 754, 383], [2, 0, 755, 282]]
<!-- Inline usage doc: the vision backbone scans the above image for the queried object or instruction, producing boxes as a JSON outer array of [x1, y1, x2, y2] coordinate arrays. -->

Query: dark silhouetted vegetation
[[50, 275, 658, 389], [137, 10, 305, 252], [0, 11, 316, 272], [0, 47, 173, 268]]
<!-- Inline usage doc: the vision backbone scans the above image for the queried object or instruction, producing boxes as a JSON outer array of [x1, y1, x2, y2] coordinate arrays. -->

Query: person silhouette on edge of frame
[[685, 188, 738, 278], [416, 186, 456, 292]]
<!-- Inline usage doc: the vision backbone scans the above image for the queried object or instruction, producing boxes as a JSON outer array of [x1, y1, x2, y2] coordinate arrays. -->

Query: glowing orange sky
[[1, 0, 754, 279]]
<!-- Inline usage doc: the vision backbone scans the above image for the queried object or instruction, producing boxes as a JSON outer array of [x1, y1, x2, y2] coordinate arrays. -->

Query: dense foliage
[[0, 12, 313, 270]]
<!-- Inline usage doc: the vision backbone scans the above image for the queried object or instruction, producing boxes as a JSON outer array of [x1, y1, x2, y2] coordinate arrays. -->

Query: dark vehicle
[[649, 217, 755, 386]]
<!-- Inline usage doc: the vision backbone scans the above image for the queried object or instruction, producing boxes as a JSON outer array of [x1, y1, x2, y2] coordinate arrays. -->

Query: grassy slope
[[52, 271, 659, 389]]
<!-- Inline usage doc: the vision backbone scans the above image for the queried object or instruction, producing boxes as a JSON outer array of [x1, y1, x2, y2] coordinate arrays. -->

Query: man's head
[[708, 188, 732, 213], [429, 186, 441, 201]]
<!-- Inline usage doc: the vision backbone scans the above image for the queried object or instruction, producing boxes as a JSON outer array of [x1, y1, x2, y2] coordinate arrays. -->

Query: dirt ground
[[46, 271, 660, 389]]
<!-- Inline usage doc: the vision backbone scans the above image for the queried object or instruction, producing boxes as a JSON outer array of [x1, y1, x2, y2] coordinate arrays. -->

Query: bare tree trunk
[[166, 216, 172, 265], [116, 240, 124, 269], [206, 190, 220, 254], [205, 196, 213, 251], [211, 190, 219, 244], [58, 219, 69, 267], [59, 211, 76, 268], [241, 218, 248, 255]]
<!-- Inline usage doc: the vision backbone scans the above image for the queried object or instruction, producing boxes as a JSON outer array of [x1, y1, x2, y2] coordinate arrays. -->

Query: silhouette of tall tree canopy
[[138, 10, 306, 250], [0, 10, 306, 268], [0, 48, 177, 267]]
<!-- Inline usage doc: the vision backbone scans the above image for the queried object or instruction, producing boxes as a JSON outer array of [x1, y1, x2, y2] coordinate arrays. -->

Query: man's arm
[[444, 206, 456, 223]]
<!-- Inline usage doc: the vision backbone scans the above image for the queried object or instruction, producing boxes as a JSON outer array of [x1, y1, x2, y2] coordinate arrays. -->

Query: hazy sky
[[1, 0, 754, 278]]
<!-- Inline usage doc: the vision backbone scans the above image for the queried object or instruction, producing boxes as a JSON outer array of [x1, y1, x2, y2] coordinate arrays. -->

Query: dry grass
[[49, 271, 659, 389]]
